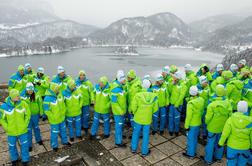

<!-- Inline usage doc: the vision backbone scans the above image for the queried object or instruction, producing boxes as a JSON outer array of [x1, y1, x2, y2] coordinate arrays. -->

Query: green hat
[[170, 65, 178, 74], [18, 65, 25, 71], [67, 79, 76, 89], [250, 67, 252, 73], [221, 70, 233, 79], [127, 69, 136, 79], [50, 82, 59, 94], [215, 84, 225, 97], [9, 89, 20, 100], [99, 76, 108, 85], [79, 70, 86, 76]]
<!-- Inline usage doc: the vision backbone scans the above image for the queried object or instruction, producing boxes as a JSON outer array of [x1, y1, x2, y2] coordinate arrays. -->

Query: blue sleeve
[[111, 95, 118, 103]]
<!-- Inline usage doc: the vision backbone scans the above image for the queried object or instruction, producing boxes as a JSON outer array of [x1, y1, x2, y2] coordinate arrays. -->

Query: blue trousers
[[28, 114, 42, 147], [50, 121, 68, 148], [128, 113, 134, 127], [81, 105, 90, 129], [91, 112, 110, 136], [152, 107, 166, 132], [8, 133, 29, 162], [168, 105, 182, 133], [131, 122, 150, 155], [201, 109, 207, 137], [204, 132, 224, 163], [186, 126, 200, 156], [66, 115, 82, 138], [114, 115, 125, 145], [226, 147, 249, 166]]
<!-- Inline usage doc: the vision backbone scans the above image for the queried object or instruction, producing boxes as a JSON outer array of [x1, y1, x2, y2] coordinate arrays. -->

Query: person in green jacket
[[0, 89, 31, 166], [240, 68, 252, 111], [202, 84, 233, 164], [152, 74, 169, 135], [63, 79, 83, 142], [238, 59, 249, 72], [229, 64, 239, 78], [126, 69, 142, 127], [226, 79, 244, 111], [196, 64, 213, 83], [90, 76, 111, 139], [131, 79, 158, 156], [75, 70, 94, 135], [183, 86, 204, 159], [24, 63, 36, 83], [169, 71, 187, 136], [170, 65, 178, 74], [197, 76, 211, 139], [52, 66, 72, 93], [161, 66, 172, 84], [8, 65, 27, 92], [20, 82, 43, 151], [110, 71, 127, 147], [218, 101, 252, 166], [43, 83, 70, 151]]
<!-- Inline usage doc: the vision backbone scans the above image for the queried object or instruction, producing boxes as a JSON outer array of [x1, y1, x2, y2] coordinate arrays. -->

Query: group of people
[[0, 59, 251, 166]]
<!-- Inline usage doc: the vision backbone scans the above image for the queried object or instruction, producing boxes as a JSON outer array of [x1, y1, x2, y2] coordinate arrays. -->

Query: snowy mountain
[[89, 12, 192, 46], [0, 20, 99, 43]]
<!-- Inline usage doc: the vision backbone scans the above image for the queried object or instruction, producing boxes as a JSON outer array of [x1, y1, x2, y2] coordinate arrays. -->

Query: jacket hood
[[231, 112, 252, 129], [138, 92, 157, 105], [230, 80, 244, 90]]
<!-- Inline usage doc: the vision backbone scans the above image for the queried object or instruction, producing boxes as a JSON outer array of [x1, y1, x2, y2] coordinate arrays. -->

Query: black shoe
[[203, 136, 207, 140], [11, 160, 18, 166], [122, 135, 127, 139], [116, 143, 127, 148], [37, 141, 43, 145], [53, 147, 58, 152], [141, 149, 151, 157], [103, 135, 110, 139], [200, 156, 214, 165], [175, 132, 179, 137], [77, 136, 83, 140], [160, 131, 164, 135], [84, 128, 89, 136], [169, 132, 173, 136], [70, 138, 74, 142], [152, 131, 157, 135], [63, 142, 71, 146], [182, 152, 195, 159], [22, 161, 29, 166], [29, 147, 33, 152], [140, 135, 143, 139], [90, 135, 96, 140], [131, 150, 137, 154]]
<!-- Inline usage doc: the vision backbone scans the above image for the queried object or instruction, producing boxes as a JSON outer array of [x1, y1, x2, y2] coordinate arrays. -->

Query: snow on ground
[[0, 23, 39, 30]]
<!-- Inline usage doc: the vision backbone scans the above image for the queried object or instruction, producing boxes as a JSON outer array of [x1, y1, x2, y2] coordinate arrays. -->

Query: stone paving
[[0, 121, 227, 166]]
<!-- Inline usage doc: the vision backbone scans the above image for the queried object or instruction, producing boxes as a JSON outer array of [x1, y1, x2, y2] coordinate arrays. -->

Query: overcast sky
[[46, 0, 252, 27]]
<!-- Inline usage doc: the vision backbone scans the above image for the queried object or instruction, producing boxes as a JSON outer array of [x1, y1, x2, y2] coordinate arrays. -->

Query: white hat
[[173, 71, 183, 80], [184, 64, 193, 71], [230, 64, 238, 72], [25, 63, 32, 69], [143, 74, 151, 80], [57, 66, 65, 74], [199, 76, 208, 84], [216, 64, 224, 71], [189, 86, 198, 96], [162, 66, 170, 74], [239, 59, 246, 66], [26, 82, 34, 91], [37, 67, 44, 74], [155, 73, 164, 82], [142, 79, 151, 89], [116, 70, 126, 83], [237, 101, 248, 113]]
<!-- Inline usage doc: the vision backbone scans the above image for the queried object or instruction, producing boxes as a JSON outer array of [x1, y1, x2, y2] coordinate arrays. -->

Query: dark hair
[[203, 66, 209, 72], [30, 92, 35, 102]]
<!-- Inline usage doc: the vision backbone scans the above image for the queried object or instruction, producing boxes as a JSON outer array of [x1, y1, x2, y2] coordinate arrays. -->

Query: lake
[[0, 47, 224, 83]]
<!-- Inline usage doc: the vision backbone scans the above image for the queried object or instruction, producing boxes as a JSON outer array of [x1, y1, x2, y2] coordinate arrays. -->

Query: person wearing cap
[[170, 65, 178, 75], [161, 66, 172, 84], [20, 83, 43, 151], [52, 66, 72, 93], [183, 86, 204, 159], [202, 85, 232, 164], [63, 79, 83, 142], [230, 64, 239, 78], [24, 63, 36, 83], [240, 69, 252, 115], [110, 71, 127, 147], [238, 59, 249, 72], [218, 101, 252, 166], [34, 67, 50, 99], [197, 76, 211, 140], [43, 83, 70, 151], [212, 64, 224, 80], [126, 69, 142, 127], [151, 74, 169, 135], [169, 71, 187, 136], [131, 79, 158, 156], [0, 89, 31, 166], [197, 64, 213, 82], [90, 76, 111, 139], [210, 72, 226, 96], [8, 65, 27, 92], [75, 70, 94, 135]]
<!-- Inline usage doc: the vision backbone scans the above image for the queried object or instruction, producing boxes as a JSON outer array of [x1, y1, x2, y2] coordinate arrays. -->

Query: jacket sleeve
[[43, 100, 53, 118], [205, 104, 214, 125], [165, 87, 170, 106], [40, 76, 50, 89], [111, 92, 123, 115], [38, 96, 44, 116], [24, 102, 31, 127], [175, 83, 187, 107], [131, 95, 138, 115], [8, 78, 15, 91], [0, 109, 8, 132], [219, 118, 231, 146], [88, 82, 95, 104], [184, 103, 193, 129]]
